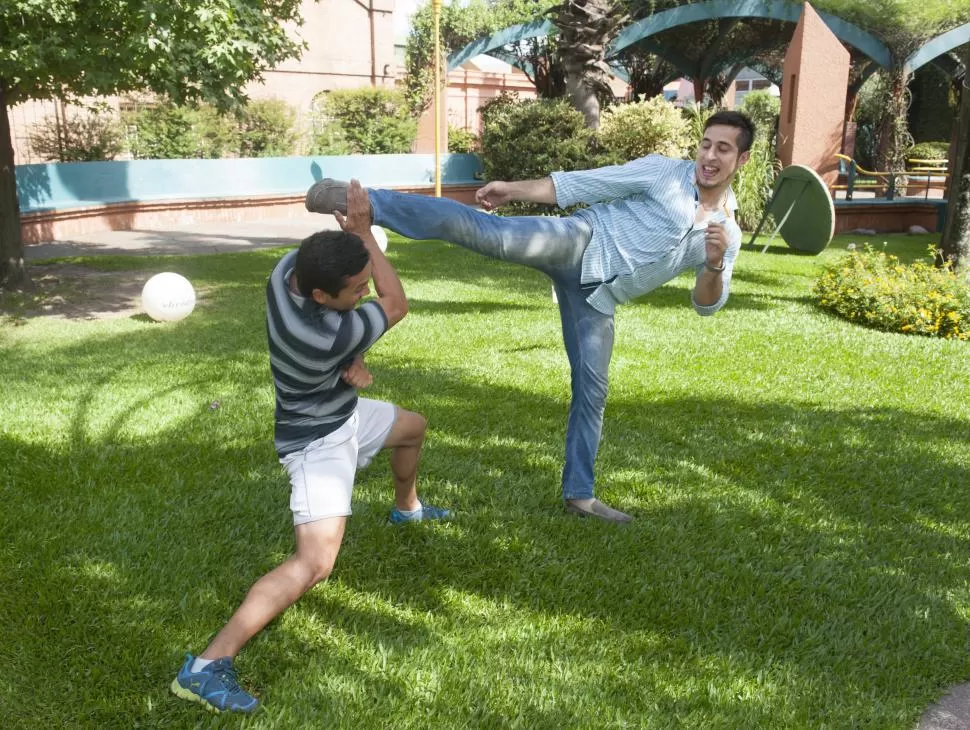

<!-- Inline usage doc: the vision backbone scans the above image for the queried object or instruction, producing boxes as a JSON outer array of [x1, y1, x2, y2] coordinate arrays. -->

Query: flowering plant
[[814, 245, 970, 340]]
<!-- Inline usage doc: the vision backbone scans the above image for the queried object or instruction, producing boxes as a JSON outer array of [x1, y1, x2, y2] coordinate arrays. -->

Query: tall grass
[[734, 136, 779, 230]]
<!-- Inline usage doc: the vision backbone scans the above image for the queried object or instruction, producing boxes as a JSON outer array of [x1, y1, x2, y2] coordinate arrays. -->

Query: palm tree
[[940, 46, 968, 272], [551, 0, 629, 128]]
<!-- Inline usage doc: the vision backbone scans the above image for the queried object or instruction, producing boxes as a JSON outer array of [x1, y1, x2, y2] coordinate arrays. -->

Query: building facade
[[8, 0, 773, 165], [8, 0, 400, 164]]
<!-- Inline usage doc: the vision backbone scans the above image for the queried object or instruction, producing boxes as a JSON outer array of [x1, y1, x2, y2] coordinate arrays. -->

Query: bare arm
[[341, 354, 373, 388], [334, 180, 408, 328], [693, 266, 724, 308], [475, 178, 556, 210], [693, 221, 729, 309]]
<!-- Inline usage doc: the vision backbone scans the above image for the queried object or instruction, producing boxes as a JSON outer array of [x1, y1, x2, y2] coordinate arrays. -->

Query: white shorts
[[280, 399, 397, 525]]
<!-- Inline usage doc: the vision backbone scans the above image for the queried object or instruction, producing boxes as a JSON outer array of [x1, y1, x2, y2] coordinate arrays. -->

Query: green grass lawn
[[1, 232, 968, 728]]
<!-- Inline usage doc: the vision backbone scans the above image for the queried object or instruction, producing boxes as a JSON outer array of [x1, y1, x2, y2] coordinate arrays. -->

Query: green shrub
[[125, 99, 297, 159], [733, 136, 779, 231], [814, 246, 970, 340], [908, 63, 956, 144], [125, 104, 196, 159], [598, 96, 691, 161], [237, 99, 297, 158], [734, 93, 781, 230], [313, 88, 416, 155], [853, 73, 889, 170], [739, 91, 780, 141], [309, 124, 354, 156], [478, 90, 518, 127], [906, 140, 950, 163], [124, 103, 238, 159], [682, 102, 718, 149], [28, 110, 123, 162], [190, 105, 240, 159], [479, 97, 603, 215], [853, 122, 879, 171], [448, 125, 479, 153]]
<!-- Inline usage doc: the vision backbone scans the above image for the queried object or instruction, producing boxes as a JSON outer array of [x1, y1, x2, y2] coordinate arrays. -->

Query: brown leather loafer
[[305, 178, 350, 215]]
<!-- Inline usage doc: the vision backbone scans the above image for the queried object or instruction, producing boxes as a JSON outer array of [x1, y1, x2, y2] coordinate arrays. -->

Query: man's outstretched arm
[[475, 178, 556, 210], [335, 180, 408, 328]]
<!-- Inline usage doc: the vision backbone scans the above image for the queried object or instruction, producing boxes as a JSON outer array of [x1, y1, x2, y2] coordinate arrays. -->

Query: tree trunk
[[939, 48, 970, 273], [552, 0, 627, 130], [692, 77, 706, 105], [0, 82, 27, 290], [875, 65, 912, 175], [564, 63, 601, 129]]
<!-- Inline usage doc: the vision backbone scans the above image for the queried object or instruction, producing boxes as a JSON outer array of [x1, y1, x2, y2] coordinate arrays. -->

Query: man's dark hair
[[294, 230, 370, 297], [704, 110, 756, 154]]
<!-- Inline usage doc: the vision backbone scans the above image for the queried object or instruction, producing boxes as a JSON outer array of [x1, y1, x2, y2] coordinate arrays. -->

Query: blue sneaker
[[389, 504, 452, 524], [171, 654, 259, 714]]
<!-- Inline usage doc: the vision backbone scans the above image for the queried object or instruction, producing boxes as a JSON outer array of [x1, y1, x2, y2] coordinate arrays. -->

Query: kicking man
[[306, 111, 754, 524]]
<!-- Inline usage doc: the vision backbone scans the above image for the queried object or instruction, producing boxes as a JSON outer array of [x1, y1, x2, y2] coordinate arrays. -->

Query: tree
[[551, 0, 630, 128], [403, 0, 556, 117], [618, 0, 970, 159], [940, 45, 969, 272], [0, 0, 304, 290], [616, 49, 678, 102]]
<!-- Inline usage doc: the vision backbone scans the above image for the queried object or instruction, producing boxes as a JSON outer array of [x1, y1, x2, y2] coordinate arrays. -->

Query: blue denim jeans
[[370, 189, 613, 501]]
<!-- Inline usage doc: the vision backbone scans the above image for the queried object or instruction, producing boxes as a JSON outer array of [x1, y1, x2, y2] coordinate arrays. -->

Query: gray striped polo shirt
[[266, 250, 388, 457]]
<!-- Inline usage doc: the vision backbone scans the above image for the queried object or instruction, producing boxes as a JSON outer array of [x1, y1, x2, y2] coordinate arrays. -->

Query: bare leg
[[382, 407, 427, 512], [200, 516, 347, 660]]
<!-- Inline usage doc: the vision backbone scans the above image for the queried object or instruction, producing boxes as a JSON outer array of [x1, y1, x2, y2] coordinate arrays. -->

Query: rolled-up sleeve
[[551, 155, 668, 208], [691, 226, 742, 316]]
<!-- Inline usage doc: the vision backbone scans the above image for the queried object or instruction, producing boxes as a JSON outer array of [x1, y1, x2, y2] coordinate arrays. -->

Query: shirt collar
[[686, 160, 738, 212], [285, 267, 324, 316]]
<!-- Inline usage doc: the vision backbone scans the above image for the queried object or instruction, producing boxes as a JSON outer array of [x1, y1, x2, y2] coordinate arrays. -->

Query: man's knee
[[392, 409, 427, 446], [575, 362, 610, 405], [411, 412, 428, 439], [293, 517, 345, 588], [295, 549, 338, 588]]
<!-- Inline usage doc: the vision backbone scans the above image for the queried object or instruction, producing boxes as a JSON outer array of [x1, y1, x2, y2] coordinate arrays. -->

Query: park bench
[[904, 157, 949, 199], [830, 154, 896, 200]]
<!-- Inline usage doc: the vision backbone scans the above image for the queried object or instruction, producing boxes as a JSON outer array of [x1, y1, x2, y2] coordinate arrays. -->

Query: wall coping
[[16, 153, 484, 215]]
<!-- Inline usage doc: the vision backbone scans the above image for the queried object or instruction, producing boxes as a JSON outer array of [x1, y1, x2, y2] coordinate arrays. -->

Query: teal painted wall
[[16, 154, 483, 214]]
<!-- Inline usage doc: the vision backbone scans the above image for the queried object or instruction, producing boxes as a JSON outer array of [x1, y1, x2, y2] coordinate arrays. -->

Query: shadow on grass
[[406, 298, 541, 316]]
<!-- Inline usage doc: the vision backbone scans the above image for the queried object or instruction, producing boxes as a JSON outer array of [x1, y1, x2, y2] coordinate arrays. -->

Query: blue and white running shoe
[[171, 654, 259, 714]]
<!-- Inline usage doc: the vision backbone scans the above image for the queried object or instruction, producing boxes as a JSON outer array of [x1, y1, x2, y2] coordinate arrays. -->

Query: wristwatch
[[704, 258, 725, 273]]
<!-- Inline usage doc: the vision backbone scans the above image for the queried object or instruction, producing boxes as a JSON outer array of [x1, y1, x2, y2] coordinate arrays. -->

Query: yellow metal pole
[[433, 0, 442, 197]]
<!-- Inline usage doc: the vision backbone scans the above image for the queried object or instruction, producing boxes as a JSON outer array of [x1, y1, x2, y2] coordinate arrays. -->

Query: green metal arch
[[448, 0, 894, 76], [608, 0, 892, 69], [447, 19, 554, 71], [905, 23, 970, 75]]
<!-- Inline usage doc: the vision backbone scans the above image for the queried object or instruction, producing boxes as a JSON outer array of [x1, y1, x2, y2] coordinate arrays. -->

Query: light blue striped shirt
[[550, 155, 742, 316]]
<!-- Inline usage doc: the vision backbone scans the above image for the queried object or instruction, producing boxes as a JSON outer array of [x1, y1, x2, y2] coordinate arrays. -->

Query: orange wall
[[413, 65, 538, 153], [246, 0, 397, 108], [776, 2, 849, 185]]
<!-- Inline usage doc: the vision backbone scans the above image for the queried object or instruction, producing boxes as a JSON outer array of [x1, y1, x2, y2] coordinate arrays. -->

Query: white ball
[[370, 225, 389, 253], [141, 272, 196, 322]]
